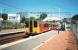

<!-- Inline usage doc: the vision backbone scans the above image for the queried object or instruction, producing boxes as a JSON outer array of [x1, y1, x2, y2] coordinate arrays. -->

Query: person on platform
[[57, 22, 61, 34]]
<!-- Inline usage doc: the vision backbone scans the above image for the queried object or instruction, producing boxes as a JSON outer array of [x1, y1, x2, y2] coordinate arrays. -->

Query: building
[[43, 17, 62, 22], [8, 14, 21, 22]]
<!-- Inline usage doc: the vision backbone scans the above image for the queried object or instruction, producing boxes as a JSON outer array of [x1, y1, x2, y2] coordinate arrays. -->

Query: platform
[[0, 28, 24, 35], [33, 31, 78, 50], [0, 30, 58, 50]]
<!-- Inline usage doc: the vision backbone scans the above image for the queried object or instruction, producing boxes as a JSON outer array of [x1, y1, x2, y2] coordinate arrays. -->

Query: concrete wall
[[0, 30, 58, 50]]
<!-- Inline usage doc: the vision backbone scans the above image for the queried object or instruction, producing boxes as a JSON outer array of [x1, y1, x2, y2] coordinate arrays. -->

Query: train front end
[[24, 20, 40, 36]]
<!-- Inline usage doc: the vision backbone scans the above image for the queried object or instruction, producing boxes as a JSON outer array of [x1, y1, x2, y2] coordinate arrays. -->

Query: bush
[[13, 23, 24, 29], [1, 21, 24, 29]]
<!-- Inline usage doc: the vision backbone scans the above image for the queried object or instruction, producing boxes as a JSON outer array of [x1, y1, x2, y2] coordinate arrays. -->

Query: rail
[[0, 31, 25, 45]]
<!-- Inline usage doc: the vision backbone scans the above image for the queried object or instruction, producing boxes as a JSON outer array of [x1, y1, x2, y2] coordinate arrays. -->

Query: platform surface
[[33, 31, 78, 50], [0, 28, 24, 35], [0, 30, 58, 50]]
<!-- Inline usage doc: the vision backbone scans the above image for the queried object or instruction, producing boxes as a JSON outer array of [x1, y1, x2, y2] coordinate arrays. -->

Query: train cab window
[[25, 21, 29, 27], [34, 21, 37, 27]]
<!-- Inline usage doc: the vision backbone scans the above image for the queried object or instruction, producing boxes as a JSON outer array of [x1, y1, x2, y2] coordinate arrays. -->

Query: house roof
[[43, 17, 62, 21]]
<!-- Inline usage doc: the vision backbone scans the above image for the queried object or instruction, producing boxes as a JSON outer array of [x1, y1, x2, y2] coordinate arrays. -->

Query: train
[[24, 20, 58, 36]]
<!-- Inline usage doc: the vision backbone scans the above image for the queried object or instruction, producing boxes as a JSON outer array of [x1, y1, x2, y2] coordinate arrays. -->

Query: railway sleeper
[[0, 35, 25, 45], [0, 33, 25, 40]]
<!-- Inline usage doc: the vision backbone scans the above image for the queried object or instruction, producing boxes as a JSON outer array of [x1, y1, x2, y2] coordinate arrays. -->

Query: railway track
[[0, 32, 26, 45], [0, 30, 51, 45]]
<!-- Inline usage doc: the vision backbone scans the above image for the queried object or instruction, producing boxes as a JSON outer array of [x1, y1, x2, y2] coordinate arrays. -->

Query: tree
[[40, 13, 47, 20], [52, 20, 56, 23], [20, 16, 26, 23], [72, 14, 78, 20], [72, 14, 78, 24], [2, 13, 8, 20], [36, 17, 41, 21], [30, 16, 35, 20]]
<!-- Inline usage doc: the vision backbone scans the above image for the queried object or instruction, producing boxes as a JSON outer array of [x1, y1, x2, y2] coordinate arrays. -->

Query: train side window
[[44, 24, 49, 27], [25, 21, 29, 27], [34, 21, 37, 27]]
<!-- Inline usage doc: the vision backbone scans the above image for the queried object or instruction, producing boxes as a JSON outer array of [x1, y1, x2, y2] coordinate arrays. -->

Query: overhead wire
[[0, 1, 24, 11]]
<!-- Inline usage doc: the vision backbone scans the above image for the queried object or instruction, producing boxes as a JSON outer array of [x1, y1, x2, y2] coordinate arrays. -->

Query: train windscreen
[[30, 20, 33, 32], [34, 21, 37, 27]]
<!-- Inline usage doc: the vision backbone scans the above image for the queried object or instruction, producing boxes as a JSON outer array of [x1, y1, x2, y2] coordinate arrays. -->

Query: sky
[[0, 0, 78, 18]]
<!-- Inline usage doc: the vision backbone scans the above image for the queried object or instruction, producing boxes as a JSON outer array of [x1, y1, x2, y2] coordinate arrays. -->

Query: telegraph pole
[[0, 8, 3, 31]]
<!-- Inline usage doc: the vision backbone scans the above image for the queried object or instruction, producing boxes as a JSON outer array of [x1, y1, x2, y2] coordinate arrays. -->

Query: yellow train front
[[24, 20, 40, 36]]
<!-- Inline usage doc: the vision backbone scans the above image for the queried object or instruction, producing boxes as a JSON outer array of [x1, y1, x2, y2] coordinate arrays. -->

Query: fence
[[71, 22, 78, 45]]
